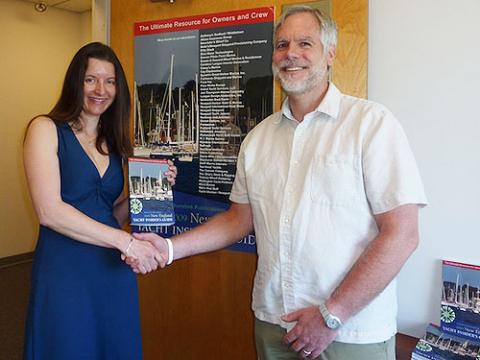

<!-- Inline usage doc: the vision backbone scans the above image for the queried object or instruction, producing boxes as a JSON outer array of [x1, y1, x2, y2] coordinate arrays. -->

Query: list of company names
[[198, 28, 271, 196]]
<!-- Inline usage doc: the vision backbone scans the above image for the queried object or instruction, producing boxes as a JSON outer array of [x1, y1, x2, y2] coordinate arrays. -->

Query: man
[[134, 6, 427, 359]]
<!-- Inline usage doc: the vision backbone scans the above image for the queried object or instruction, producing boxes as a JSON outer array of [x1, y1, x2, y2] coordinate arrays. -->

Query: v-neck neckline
[[68, 125, 111, 180]]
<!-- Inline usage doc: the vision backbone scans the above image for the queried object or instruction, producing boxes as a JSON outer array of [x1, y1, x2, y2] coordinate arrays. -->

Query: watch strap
[[319, 302, 343, 330]]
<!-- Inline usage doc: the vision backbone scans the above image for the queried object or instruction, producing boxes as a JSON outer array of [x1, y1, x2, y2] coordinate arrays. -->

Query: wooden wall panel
[[111, 1, 367, 358], [332, 0, 368, 97], [137, 251, 257, 358]]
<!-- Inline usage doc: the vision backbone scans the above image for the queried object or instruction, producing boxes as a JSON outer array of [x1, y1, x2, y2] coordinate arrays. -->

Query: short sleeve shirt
[[229, 83, 428, 344]]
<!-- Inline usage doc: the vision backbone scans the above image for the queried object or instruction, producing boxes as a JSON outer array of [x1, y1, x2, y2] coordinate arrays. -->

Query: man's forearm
[[171, 202, 254, 260]]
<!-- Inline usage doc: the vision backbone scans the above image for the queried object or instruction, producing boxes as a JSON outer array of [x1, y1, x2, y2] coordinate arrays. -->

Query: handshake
[[121, 233, 172, 274]]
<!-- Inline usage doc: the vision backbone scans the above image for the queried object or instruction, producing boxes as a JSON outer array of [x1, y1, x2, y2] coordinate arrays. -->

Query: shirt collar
[[275, 82, 341, 124]]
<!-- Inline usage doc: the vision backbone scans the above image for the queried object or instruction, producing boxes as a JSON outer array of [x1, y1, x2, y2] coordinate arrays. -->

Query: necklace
[[79, 132, 97, 146]]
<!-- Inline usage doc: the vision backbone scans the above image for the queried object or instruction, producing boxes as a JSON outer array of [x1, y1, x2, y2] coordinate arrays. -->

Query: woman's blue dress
[[24, 122, 142, 359]]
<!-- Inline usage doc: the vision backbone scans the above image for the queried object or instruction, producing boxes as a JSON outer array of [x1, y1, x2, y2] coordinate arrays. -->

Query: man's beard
[[272, 57, 328, 95]]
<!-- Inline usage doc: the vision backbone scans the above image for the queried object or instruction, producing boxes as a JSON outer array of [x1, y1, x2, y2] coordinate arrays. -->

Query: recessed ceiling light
[[34, 2, 47, 12]]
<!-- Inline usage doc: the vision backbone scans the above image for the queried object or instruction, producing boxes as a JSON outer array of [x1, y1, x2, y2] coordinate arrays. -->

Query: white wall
[[0, 0, 91, 257], [369, 0, 480, 337], [92, 0, 110, 44]]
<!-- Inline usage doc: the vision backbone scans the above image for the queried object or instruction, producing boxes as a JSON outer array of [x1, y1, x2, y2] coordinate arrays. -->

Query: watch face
[[327, 316, 340, 329], [319, 304, 342, 330]]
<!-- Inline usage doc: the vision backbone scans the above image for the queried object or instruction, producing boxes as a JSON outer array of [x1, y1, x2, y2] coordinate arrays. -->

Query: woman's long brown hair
[[29, 42, 132, 162]]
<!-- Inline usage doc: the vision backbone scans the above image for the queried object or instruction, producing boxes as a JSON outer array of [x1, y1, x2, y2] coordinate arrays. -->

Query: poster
[[132, 8, 274, 253]]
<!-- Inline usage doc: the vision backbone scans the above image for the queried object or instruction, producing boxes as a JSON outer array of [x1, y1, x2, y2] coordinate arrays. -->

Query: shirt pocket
[[310, 156, 364, 207]]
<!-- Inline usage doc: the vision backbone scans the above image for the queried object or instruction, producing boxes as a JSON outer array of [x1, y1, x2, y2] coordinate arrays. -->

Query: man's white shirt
[[229, 83, 427, 344]]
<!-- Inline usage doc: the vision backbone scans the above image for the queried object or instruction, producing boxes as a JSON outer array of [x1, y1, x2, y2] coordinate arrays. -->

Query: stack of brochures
[[412, 260, 480, 359]]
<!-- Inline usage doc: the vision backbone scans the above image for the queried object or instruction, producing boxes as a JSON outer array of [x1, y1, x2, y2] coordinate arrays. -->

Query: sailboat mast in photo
[[134, 54, 199, 161]]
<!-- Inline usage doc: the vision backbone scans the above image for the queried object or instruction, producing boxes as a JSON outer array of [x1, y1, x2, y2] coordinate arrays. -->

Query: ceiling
[[24, 0, 92, 13]]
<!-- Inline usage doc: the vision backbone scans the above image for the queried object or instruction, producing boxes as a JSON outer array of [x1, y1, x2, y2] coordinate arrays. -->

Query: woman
[[23, 42, 175, 359]]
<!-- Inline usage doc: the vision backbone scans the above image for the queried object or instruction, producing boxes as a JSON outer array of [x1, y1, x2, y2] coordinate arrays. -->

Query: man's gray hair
[[275, 5, 338, 51]]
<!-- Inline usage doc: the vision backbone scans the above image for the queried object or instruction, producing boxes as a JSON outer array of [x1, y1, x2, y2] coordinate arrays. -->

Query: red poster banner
[[134, 7, 274, 36]]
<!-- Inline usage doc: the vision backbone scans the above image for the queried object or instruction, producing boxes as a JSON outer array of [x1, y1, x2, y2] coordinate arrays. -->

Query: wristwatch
[[319, 302, 343, 330]]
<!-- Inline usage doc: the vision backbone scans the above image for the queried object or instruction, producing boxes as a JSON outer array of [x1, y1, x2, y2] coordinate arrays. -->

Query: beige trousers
[[254, 318, 396, 360]]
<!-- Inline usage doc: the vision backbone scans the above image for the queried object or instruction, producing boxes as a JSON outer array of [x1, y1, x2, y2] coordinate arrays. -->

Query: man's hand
[[131, 232, 169, 269], [121, 237, 165, 274], [281, 306, 337, 359]]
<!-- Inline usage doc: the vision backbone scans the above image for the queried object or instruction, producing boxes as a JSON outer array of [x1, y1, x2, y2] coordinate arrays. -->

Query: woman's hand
[[165, 160, 178, 186], [122, 238, 165, 274]]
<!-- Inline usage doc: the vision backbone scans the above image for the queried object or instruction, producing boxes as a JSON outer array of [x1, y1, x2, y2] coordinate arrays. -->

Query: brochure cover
[[441, 260, 480, 342], [128, 157, 175, 226], [412, 323, 480, 360]]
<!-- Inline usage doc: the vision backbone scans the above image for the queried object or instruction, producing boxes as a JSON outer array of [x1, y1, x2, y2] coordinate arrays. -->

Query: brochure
[[412, 324, 480, 360], [128, 157, 175, 226], [441, 260, 480, 342]]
